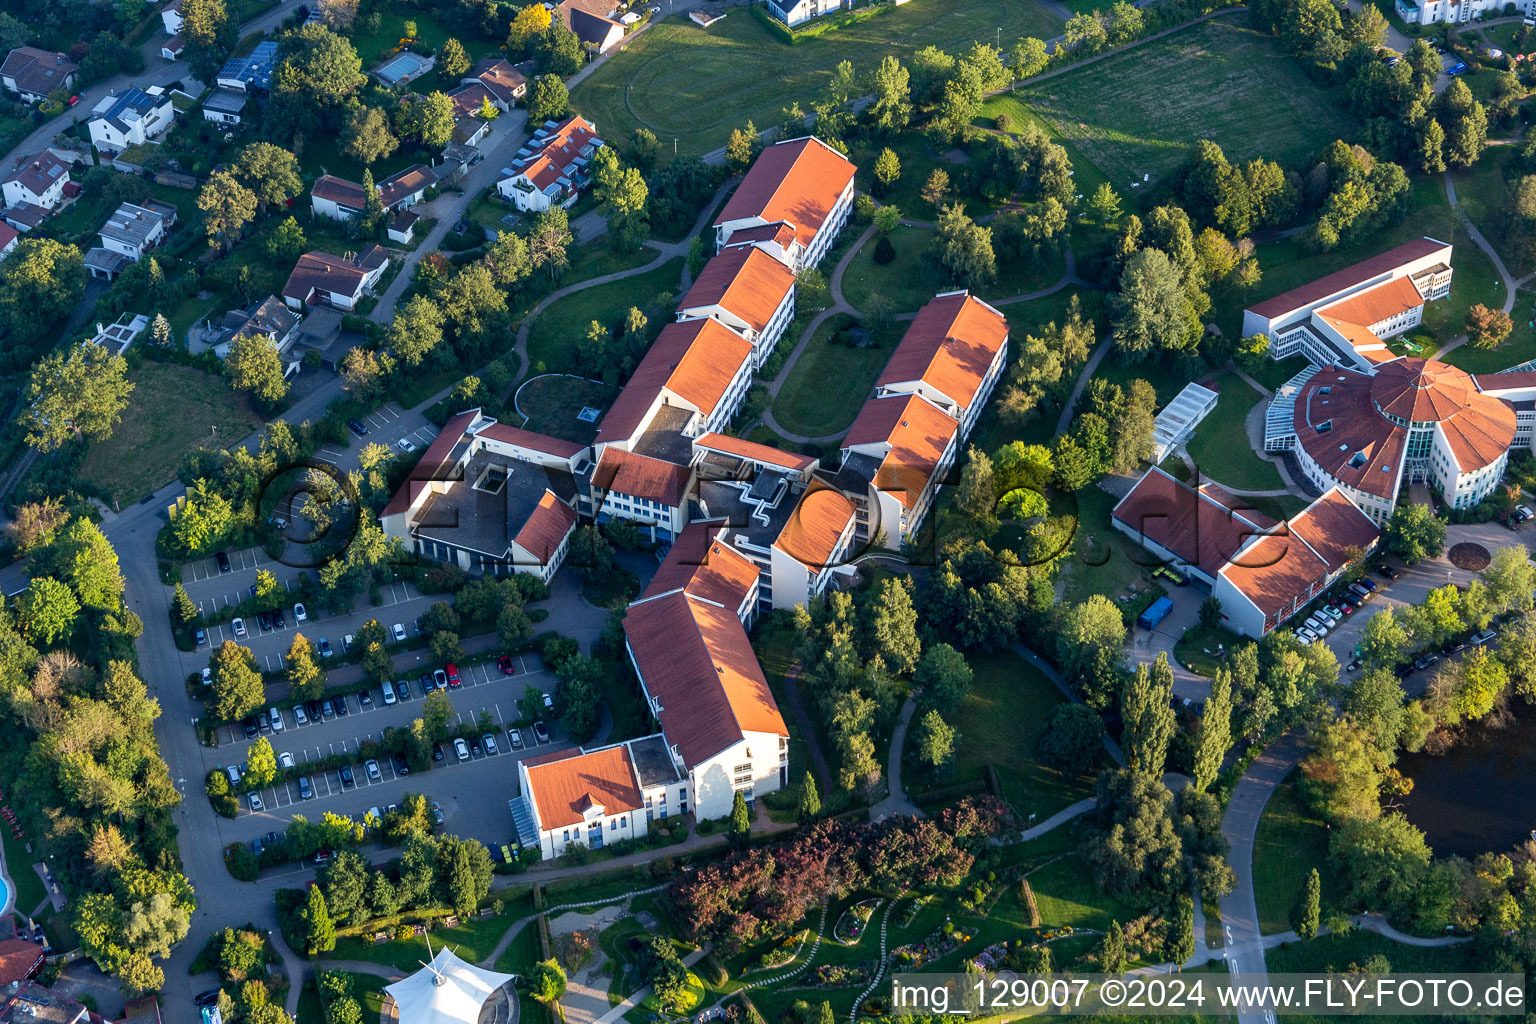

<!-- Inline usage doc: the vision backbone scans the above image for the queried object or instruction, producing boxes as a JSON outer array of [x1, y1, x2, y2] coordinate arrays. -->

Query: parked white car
[[294, 603, 307, 623], [268, 706, 284, 732]]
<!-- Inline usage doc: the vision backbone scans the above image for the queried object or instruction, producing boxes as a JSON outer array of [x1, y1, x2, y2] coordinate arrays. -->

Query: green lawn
[[840, 225, 1064, 317], [1264, 930, 1476, 975], [1184, 373, 1284, 492], [1245, 355, 1312, 392], [1017, 19, 1360, 190], [569, 0, 1063, 159], [347, 1, 502, 69], [525, 259, 685, 375], [1252, 777, 1334, 937], [509, 375, 620, 444], [78, 362, 263, 505], [1057, 484, 1165, 608], [850, 133, 995, 221], [1, 832, 46, 917], [930, 649, 1098, 821], [770, 314, 889, 438], [1441, 284, 1536, 373], [1027, 855, 1146, 933], [1172, 622, 1245, 679], [329, 891, 533, 970], [978, 94, 1114, 203]]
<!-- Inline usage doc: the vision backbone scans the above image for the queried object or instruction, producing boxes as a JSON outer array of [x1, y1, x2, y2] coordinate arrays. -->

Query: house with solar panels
[[0, 151, 71, 232], [86, 87, 176, 154], [216, 41, 279, 93], [495, 115, 603, 213]]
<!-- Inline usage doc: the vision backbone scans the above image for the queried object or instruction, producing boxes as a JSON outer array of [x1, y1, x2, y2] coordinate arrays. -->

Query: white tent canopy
[[384, 945, 516, 1024]]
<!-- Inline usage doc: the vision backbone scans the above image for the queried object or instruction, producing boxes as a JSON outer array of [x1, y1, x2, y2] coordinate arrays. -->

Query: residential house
[[769, 482, 858, 611], [465, 57, 526, 110], [161, 0, 184, 34], [216, 41, 278, 92], [713, 136, 856, 270], [873, 289, 1009, 440], [674, 243, 797, 369], [513, 737, 681, 859], [0, 939, 43, 989], [443, 82, 495, 147], [87, 87, 177, 155], [380, 409, 591, 580], [96, 199, 176, 262], [161, 34, 185, 61], [762, 0, 842, 26], [0, 48, 77, 103], [1395, 0, 1530, 23], [495, 114, 602, 213], [212, 295, 301, 358], [558, 0, 627, 53], [0, 981, 88, 1024], [280, 247, 390, 311], [624, 587, 790, 820], [0, 151, 70, 232], [202, 89, 248, 124], [310, 165, 434, 221], [0, 222, 16, 258]]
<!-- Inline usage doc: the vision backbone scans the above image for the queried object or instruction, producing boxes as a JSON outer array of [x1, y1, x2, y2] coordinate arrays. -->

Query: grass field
[[1443, 284, 1536, 374], [849, 133, 995, 221], [1264, 929, 1475, 976], [329, 890, 534, 970], [1058, 484, 1165, 607], [840, 225, 1065, 316], [770, 314, 890, 438], [2, 830, 46, 916], [569, 0, 1063, 158], [1252, 777, 1334, 937], [1017, 20, 1360, 190], [78, 362, 263, 505], [524, 259, 685, 375], [1184, 372, 1284, 491], [932, 649, 1098, 821]]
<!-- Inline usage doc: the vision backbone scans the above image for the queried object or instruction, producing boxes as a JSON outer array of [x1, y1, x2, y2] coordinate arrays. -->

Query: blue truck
[[1137, 596, 1174, 631]]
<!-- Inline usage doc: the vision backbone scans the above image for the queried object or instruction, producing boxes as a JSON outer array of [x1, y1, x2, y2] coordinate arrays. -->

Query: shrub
[[225, 843, 259, 881], [873, 235, 896, 264]]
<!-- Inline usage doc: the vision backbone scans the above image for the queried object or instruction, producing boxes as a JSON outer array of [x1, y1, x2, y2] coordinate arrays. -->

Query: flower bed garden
[[834, 899, 881, 945], [753, 929, 809, 972]]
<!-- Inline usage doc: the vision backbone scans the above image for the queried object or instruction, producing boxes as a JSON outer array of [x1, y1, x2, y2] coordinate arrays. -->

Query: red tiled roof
[[1372, 359, 1514, 472], [843, 394, 959, 510], [775, 484, 855, 567], [592, 447, 693, 507], [1287, 488, 1380, 570], [281, 248, 383, 304], [311, 174, 367, 209], [877, 291, 1009, 411], [381, 410, 476, 517], [1111, 467, 1274, 578], [512, 115, 599, 195], [446, 80, 495, 120], [678, 245, 796, 336], [476, 421, 586, 459], [1316, 276, 1425, 329], [524, 744, 642, 830], [1294, 366, 1407, 500], [1219, 532, 1329, 618], [470, 57, 526, 103], [624, 591, 788, 767], [723, 222, 798, 250], [596, 318, 753, 445], [0, 939, 43, 987], [378, 164, 433, 207], [693, 432, 816, 471], [0, 222, 17, 251], [1475, 371, 1536, 394], [0, 48, 77, 97], [513, 491, 577, 563], [642, 521, 759, 608], [714, 137, 855, 250], [1248, 237, 1449, 319]]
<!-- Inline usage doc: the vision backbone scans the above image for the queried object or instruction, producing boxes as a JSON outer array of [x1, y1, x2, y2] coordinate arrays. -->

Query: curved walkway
[[869, 695, 923, 821], [1231, 365, 1312, 500], [1432, 171, 1521, 363], [1055, 337, 1112, 437]]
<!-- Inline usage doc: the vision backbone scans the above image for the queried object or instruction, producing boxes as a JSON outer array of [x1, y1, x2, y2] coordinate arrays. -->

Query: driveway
[[1127, 581, 1209, 700]]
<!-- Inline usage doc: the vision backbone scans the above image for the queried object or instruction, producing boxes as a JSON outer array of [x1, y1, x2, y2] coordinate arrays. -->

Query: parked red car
[[497, 655, 514, 675], [446, 662, 461, 688]]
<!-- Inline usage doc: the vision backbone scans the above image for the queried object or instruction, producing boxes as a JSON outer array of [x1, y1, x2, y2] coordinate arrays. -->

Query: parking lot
[[315, 405, 440, 471]]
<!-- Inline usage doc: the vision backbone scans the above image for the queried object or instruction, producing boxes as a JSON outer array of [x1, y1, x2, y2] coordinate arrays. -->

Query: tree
[[395, 91, 455, 148], [226, 333, 289, 404], [725, 121, 761, 173], [209, 641, 264, 721], [149, 312, 174, 349], [1088, 182, 1121, 223], [304, 884, 335, 954], [1111, 247, 1199, 360], [555, 655, 603, 741], [914, 643, 972, 713], [182, 0, 234, 83], [266, 216, 308, 262], [867, 55, 911, 133], [385, 295, 445, 367], [529, 207, 574, 279], [507, 3, 553, 52], [873, 148, 901, 195], [1098, 920, 1127, 973], [1037, 703, 1105, 771], [1466, 303, 1513, 350], [797, 770, 821, 823], [528, 74, 570, 123], [530, 960, 567, 1003], [864, 576, 921, 675], [535, 18, 584, 76], [1191, 668, 1233, 791], [286, 634, 325, 701], [0, 238, 84, 348], [1056, 596, 1127, 708], [17, 577, 77, 646], [485, 231, 532, 288], [198, 171, 258, 251], [1292, 867, 1321, 940], [729, 790, 751, 847], [932, 204, 996, 287], [1011, 37, 1049, 79], [1121, 654, 1175, 776], [920, 169, 950, 208], [955, 446, 997, 527], [341, 105, 397, 165], [22, 341, 133, 452], [1165, 893, 1195, 965], [270, 24, 366, 111], [1385, 502, 1445, 564], [116, 952, 164, 997], [1065, 10, 1108, 51], [245, 737, 278, 788], [235, 143, 303, 210], [914, 708, 955, 771], [438, 37, 470, 78], [598, 164, 650, 252]]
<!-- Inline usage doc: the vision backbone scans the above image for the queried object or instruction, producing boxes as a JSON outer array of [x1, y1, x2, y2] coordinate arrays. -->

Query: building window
[[563, 830, 570, 841]]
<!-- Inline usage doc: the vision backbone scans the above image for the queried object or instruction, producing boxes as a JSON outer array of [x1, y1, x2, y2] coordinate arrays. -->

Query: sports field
[[570, 0, 1063, 158], [1017, 19, 1360, 189]]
